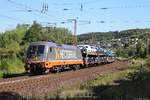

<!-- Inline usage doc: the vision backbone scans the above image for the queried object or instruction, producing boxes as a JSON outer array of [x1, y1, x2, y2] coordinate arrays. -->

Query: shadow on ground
[[2, 72, 27, 78], [88, 69, 150, 100], [0, 91, 26, 100]]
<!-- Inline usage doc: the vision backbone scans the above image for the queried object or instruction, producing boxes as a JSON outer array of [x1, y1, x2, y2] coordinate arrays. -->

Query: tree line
[[78, 28, 150, 58], [0, 21, 74, 75]]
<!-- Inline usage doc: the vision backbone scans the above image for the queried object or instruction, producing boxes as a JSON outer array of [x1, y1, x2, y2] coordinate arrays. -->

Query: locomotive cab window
[[27, 45, 45, 58], [38, 45, 45, 54], [49, 47, 52, 52]]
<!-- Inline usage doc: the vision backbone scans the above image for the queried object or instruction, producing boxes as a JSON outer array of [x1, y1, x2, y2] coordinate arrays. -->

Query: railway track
[[0, 60, 129, 98]]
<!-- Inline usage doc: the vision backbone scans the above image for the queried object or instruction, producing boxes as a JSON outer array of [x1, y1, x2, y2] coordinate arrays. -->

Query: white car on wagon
[[77, 45, 97, 53]]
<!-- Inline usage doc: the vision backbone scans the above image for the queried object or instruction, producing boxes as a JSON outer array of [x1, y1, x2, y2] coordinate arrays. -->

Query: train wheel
[[71, 65, 80, 71], [55, 67, 60, 73], [84, 64, 88, 68], [45, 69, 50, 74], [50, 66, 60, 73]]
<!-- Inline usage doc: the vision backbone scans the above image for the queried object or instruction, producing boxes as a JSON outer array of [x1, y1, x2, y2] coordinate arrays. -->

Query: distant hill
[[77, 28, 150, 43]]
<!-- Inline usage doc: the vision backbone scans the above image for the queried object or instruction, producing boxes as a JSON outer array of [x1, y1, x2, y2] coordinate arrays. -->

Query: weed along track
[[0, 61, 129, 97]]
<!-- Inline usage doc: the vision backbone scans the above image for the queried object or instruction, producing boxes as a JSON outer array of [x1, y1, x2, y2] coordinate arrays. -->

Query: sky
[[0, 0, 150, 34]]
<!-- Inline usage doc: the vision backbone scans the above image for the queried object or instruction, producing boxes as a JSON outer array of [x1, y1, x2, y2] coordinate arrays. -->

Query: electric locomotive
[[24, 41, 83, 73]]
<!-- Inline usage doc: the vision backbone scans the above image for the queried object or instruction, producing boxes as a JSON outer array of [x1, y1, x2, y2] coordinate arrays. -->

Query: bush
[[0, 58, 24, 76], [0, 71, 4, 77]]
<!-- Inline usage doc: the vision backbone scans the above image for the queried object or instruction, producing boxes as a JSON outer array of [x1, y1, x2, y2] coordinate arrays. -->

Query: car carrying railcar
[[24, 41, 83, 73]]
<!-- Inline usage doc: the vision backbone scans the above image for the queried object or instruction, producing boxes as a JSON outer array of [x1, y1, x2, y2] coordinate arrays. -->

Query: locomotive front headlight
[[45, 62, 49, 67]]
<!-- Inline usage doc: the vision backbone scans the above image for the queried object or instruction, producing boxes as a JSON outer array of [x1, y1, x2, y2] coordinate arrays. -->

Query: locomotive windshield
[[27, 45, 45, 59]]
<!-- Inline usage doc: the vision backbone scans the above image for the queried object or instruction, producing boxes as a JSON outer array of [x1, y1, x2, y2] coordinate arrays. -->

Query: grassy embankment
[[44, 58, 150, 100]]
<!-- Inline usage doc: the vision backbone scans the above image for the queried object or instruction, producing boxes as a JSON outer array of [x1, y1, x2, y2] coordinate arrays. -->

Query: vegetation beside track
[[39, 59, 150, 100], [0, 58, 25, 78]]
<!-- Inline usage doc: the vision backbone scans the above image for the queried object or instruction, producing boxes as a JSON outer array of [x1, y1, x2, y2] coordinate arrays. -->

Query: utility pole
[[74, 19, 77, 45], [68, 19, 77, 45]]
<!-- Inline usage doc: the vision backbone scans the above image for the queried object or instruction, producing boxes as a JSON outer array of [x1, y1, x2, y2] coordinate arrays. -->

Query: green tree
[[24, 21, 42, 42], [136, 41, 148, 58]]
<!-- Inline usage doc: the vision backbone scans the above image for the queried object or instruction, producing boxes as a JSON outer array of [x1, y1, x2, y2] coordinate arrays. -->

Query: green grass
[[7, 59, 24, 74], [83, 69, 134, 87], [0, 58, 25, 78], [79, 60, 150, 99]]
